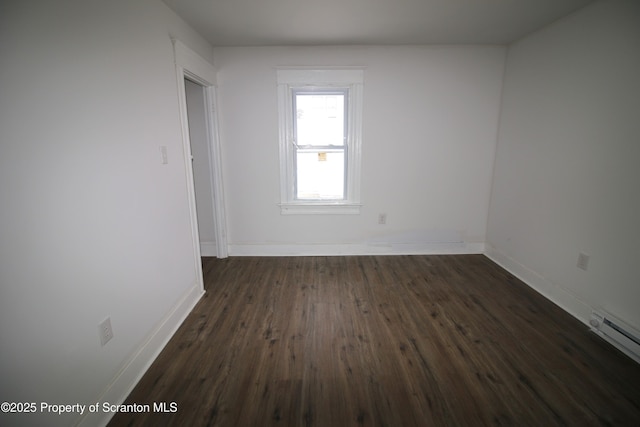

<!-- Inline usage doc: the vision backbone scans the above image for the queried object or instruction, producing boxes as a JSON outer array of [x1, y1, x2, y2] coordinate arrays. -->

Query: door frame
[[172, 39, 228, 288]]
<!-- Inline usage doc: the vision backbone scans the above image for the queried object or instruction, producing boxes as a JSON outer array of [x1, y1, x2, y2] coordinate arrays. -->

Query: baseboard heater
[[590, 311, 640, 364]]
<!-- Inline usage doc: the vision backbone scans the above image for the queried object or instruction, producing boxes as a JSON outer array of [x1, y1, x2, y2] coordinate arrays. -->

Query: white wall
[[0, 1, 213, 426], [487, 0, 640, 330], [214, 45, 506, 255], [185, 79, 217, 255]]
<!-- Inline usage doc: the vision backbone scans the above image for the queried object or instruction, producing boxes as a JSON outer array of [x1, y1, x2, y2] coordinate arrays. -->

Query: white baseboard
[[229, 242, 485, 256], [200, 241, 218, 257], [484, 244, 592, 327], [77, 283, 205, 427]]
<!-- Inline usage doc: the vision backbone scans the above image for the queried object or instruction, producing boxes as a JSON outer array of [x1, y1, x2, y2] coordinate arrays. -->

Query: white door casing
[[172, 39, 228, 291]]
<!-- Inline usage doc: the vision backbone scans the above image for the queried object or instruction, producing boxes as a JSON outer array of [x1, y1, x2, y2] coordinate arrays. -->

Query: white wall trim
[[172, 38, 228, 259], [276, 67, 364, 85], [276, 68, 364, 214], [229, 242, 485, 256], [279, 202, 362, 215], [173, 40, 216, 86], [206, 86, 229, 258], [484, 244, 593, 327], [200, 241, 218, 257], [77, 284, 204, 427]]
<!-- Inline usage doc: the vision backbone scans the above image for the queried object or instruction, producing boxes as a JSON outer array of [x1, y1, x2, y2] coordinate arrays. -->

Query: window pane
[[296, 150, 345, 200], [295, 92, 345, 147]]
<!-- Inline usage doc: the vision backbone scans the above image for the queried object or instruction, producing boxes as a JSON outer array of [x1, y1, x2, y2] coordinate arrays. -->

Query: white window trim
[[277, 68, 364, 215]]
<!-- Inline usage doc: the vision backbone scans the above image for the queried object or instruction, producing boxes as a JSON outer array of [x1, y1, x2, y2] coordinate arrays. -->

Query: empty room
[[1, 0, 639, 426]]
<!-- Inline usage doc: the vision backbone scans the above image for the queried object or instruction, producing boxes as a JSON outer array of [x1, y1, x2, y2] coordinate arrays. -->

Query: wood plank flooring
[[108, 255, 640, 426]]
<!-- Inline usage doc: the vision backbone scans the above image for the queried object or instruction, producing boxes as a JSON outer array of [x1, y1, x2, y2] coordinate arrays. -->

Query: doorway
[[172, 39, 228, 295], [184, 78, 218, 257]]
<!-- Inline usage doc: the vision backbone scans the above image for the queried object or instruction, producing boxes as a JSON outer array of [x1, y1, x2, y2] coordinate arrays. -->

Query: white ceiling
[[163, 0, 594, 46]]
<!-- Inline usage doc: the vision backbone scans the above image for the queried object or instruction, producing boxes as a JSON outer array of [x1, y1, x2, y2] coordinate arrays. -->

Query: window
[[277, 68, 364, 214], [294, 89, 346, 200]]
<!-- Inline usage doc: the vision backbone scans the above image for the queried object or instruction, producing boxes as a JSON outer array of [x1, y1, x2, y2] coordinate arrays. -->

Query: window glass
[[296, 150, 345, 199], [294, 92, 346, 147]]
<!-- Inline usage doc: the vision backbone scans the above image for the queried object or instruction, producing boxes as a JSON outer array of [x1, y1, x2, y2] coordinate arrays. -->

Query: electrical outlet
[[577, 252, 590, 271], [378, 213, 387, 225], [99, 317, 114, 346]]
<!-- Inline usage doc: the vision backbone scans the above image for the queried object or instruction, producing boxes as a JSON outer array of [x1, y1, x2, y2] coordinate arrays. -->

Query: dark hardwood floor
[[109, 255, 640, 426]]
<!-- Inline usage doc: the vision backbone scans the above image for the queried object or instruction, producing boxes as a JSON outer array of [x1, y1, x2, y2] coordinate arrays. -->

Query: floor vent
[[590, 311, 640, 364]]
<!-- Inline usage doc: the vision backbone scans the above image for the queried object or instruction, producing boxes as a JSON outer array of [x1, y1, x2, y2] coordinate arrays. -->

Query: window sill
[[279, 202, 362, 215]]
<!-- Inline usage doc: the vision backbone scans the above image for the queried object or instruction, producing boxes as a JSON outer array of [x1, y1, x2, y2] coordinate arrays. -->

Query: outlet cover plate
[[99, 317, 114, 346]]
